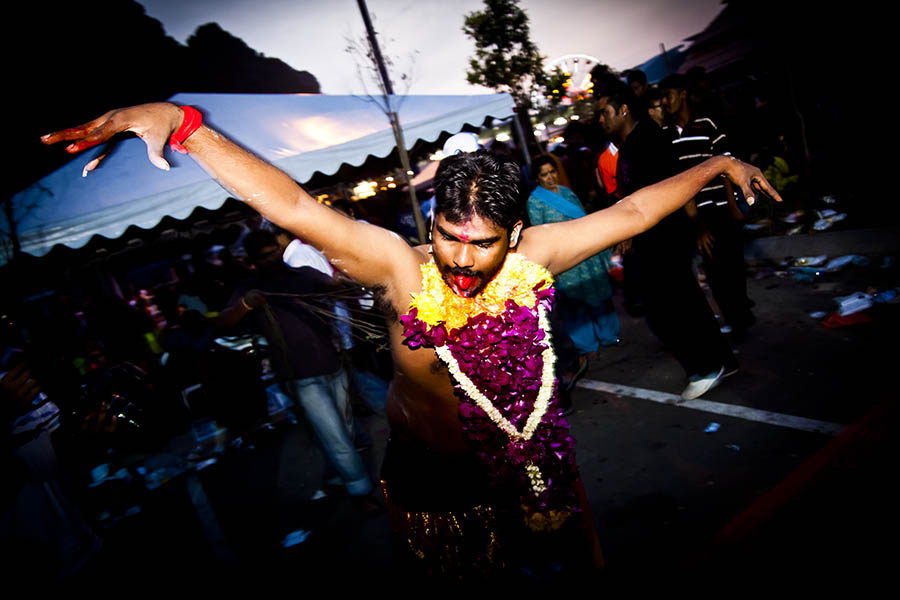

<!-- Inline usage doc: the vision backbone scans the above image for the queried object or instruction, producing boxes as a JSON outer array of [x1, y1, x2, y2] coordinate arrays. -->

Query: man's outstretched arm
[[41, 103, 421, 289], [520, 155, 781, 275]]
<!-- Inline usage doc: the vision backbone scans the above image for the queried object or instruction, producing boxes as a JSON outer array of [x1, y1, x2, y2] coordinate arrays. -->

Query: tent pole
[[391, 112, 427, 245], [511, 112, 531, 170]]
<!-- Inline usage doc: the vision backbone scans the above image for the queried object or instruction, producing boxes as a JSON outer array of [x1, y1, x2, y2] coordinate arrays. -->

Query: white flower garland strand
[[525, 462, 547, 494], [435, 305, 555, 443], [435, 305, 556, 498]]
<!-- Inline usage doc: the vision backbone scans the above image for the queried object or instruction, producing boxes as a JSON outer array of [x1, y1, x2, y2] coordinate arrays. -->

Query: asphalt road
[[70, 240, 899, 588]]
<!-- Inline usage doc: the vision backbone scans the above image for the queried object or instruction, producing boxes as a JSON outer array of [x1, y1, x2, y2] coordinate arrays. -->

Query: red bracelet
[[169, 105, 202, 154]]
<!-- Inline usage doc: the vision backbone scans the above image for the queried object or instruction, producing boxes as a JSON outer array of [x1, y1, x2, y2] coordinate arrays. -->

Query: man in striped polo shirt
[[660, 74, 756, 340]]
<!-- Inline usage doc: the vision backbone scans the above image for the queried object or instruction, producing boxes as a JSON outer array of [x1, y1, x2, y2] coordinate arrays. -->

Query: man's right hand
[[41, 103, 184, 174], [243, 290, 267, 310], [1, 363, 41, 418], [697, 229, 715, 256], [41, 101, 421, 298]]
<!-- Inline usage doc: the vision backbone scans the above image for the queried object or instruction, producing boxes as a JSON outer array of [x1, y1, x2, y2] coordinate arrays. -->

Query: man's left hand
[[722, 157, 782, 206]]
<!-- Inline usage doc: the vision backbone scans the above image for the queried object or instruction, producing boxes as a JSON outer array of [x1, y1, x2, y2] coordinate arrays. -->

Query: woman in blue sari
[[527, 154, 620, 358]]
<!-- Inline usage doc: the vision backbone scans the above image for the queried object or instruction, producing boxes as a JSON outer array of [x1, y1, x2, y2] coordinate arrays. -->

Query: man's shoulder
[[628, 119, 667, 145], [617, 120, 675, 193], [622, 119, 671, 156], [687, 116, 721, 136]]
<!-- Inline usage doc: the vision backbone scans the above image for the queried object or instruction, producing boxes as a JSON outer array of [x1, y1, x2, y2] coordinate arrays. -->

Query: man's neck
[[674, 105, 691, 129], [619, 117, 638, 142]]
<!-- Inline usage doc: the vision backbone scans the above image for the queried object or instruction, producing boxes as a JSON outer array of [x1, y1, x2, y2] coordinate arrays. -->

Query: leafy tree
[[463, 0, 549, 110]]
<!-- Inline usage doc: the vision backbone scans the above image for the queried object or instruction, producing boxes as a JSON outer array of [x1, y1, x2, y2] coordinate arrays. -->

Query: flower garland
[[401, 253, 580, 531], [408, 252, 554, 332], [433, 304, 555, 444]]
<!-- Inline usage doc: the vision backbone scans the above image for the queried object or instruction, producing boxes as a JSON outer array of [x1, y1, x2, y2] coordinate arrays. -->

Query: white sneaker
[[681, 367, 726, 400]]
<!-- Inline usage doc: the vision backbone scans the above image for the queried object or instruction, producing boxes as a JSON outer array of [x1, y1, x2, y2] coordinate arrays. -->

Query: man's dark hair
[[433, 150, 524, 231], [598, 81, 639, 115], [589, 63, 620, 98], [530, 154, 556, 181], [659, 73, 688, 92], [645, 87, 663, 104], [242, 229, 279, 261], [626, 69, 647, 86]]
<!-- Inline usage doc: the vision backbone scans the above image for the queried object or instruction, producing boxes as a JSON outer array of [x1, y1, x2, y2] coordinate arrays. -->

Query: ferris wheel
[[546, 54, 603, 97]]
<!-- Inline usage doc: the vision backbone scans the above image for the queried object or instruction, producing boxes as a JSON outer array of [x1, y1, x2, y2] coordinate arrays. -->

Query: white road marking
[[575, 379, 844, 436]]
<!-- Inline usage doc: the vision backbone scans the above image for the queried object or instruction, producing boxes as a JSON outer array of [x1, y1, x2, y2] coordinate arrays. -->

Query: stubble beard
[[435, 257, 506, 299]]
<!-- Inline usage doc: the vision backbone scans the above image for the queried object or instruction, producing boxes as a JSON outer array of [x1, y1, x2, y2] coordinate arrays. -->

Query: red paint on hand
[[67, 139, 102, 153]]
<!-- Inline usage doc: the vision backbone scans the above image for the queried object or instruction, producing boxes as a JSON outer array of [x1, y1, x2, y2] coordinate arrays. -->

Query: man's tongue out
[[455, 274, 476, 291]]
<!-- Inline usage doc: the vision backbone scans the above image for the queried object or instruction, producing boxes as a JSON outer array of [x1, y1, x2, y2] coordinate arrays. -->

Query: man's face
[[251, 244, 283, 272], [595, 97, 625, 138], [630, 80, 647, 98], [431, 212, 521, 298], [648, 99, 664, 126], [661, 88, 685, 115], [537, 162, 558, 190]]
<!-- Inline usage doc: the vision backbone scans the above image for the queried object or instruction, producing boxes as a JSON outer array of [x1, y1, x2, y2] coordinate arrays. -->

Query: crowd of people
[[503, 67, 785, 400], [2, 220, 394, 577], [3, 66, 783, 582]]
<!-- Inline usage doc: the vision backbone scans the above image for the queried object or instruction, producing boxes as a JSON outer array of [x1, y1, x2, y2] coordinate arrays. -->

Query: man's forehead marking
[[436, 222, 501, 245], [459, 221, 470, 242]]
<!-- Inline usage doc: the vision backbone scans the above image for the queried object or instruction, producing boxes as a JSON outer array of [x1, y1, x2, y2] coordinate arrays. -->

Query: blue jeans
[[291, 369, 372, 496], [350, 369, 388, 416]]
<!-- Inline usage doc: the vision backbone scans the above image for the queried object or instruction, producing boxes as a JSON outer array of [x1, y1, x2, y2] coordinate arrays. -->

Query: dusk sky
[[137, 0, 725, 95]]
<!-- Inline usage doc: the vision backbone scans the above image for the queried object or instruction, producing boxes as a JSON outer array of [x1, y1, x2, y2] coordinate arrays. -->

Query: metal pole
[[391, 112, 427, 244], [659, 42, 671, 77], [356, 0, 394, 96], [356, 0, 426, 244]]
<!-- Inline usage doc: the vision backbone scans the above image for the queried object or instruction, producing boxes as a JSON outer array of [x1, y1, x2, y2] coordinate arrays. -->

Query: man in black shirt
[[219, 230, 376, 506], [595, 84, 737, 400]]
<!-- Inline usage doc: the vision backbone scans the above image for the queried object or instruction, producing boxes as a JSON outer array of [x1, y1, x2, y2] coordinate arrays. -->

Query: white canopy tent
[[4, 93, 515, 263]]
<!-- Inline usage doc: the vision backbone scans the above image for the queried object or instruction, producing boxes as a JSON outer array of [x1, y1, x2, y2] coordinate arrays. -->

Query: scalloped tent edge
[[4, 93, 515, 264]]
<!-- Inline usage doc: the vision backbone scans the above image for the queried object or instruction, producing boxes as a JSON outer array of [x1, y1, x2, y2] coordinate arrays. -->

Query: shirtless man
[[42, 103, 779, 579]]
